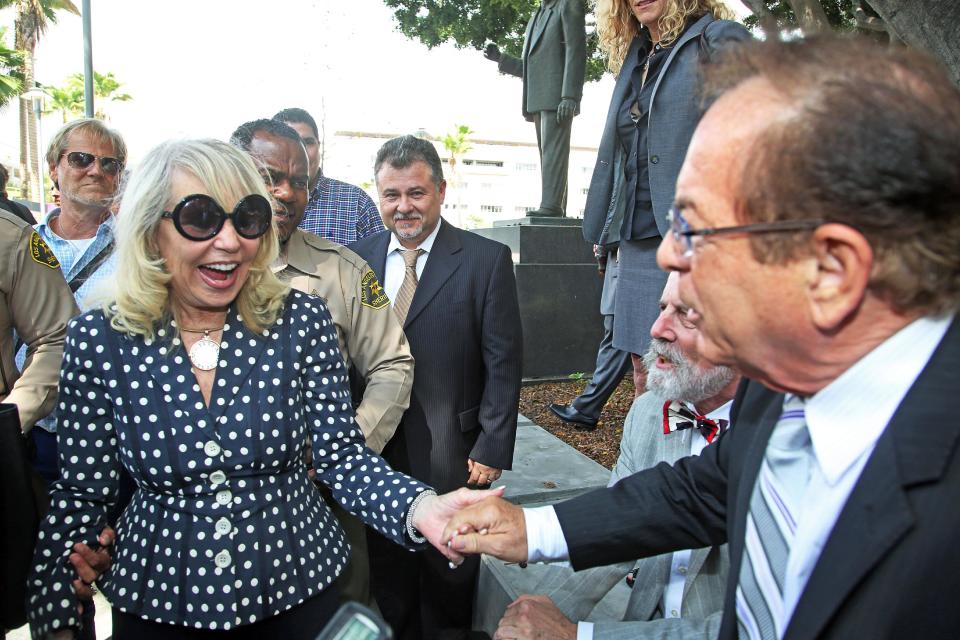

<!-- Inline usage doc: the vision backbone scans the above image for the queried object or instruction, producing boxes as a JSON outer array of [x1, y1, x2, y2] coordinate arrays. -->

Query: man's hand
[[467, 458, 502, 486], [484, 43, 503, 62], [69, 526, 115, 600], [557, 98, 578, 123], [494, 595, 577, 640], [441, 496, 527, 563], [412, 486, 506, 564]]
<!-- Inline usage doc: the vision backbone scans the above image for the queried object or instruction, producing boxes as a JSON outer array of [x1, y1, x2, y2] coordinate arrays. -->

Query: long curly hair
[[595, 0, 735, 74]]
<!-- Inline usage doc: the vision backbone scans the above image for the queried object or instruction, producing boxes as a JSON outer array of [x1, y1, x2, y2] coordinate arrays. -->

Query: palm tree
[[0, 0, 79, 202], [442, 124, 474, 173], [0, 27, 24, 109], [441, 125, 474, 228], [68, 70, 132, 120], [42, 82, 82, 122]]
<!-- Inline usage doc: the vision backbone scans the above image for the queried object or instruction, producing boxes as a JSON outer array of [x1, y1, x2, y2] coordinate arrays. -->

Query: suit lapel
[[785, 318, 960, 639], [368, 232, 391, 283], [205, 306, 270, 425], [726, 383, 785, 604], [403, 220, 462, 329], [648, 13, 713, 109], [528, 5, 554, 53], [624, 427, 692, 619]]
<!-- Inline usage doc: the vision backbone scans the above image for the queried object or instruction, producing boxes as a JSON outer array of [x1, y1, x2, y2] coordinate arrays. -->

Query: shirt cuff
[[577, 621, 594, 640], [523, 505, 570, 563]]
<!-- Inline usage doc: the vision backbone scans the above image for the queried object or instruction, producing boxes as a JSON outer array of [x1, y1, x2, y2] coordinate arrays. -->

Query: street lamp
[[20, 86, 50, 214]]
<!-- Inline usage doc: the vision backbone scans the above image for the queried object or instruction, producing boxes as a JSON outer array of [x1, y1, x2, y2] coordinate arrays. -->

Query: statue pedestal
[[474, 220, 604, 379]]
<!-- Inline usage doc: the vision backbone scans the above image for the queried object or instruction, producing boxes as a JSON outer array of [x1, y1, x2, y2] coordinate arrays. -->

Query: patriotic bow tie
[[662, 400, 728, 444]]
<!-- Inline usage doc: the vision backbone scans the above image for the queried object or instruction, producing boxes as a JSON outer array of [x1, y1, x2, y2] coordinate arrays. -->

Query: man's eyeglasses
[[60, 151, 124, 176], [667, 206, 824, 258], [161, 193, 273, 241]]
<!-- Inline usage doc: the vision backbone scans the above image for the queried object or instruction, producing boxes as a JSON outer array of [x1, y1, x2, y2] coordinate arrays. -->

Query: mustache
[[393, 213, 423, 222], [644, 338, 688, 368]]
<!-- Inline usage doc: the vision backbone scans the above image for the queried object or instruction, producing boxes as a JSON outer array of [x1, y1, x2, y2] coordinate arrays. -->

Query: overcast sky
[[0, 0, 749, 167]]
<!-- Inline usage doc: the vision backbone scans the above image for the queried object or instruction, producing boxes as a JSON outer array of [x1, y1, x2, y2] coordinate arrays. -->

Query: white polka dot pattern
[[27, 290, 429, 636]]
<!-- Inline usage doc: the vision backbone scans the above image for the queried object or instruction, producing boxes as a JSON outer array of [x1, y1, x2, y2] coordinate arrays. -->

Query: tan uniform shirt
[[273, 230, 413, 453], [0, 210, 79, 430]]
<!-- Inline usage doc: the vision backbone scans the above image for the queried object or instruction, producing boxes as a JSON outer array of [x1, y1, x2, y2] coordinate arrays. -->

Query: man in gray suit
[[494, 271, 740, 640], [485, 0, 586, 217]]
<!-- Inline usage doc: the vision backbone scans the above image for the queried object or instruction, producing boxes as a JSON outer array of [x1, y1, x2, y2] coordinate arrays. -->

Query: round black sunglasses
[[161, 193, 273, 241]]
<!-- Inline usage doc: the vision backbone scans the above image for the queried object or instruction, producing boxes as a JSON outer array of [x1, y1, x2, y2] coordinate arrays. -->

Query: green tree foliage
[[68, 70, 132, 119], [742, 0, 883, 38], [384, 0, 607, 81], [42, 83, 82, 122], [0, 26, 24, 108], [0, 0, 79, 201], [442, 124, 474, 172]]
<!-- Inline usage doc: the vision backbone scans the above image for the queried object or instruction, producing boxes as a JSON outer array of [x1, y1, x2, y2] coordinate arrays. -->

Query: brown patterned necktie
[[393, 248, 424, 325]]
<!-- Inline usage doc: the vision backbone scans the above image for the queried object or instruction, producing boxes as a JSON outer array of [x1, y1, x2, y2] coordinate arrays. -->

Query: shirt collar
[[39, 208, 116, 238], [388, 220, 442, 256], [804, 313, 954, 485]]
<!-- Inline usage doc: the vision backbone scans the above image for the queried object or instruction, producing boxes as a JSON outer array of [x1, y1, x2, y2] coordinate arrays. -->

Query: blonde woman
[[27, 139, 496, 640], [582, 0, 750, 391]]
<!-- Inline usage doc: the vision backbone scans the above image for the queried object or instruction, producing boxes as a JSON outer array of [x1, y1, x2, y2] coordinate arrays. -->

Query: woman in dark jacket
[[582, 0, 750, 388]]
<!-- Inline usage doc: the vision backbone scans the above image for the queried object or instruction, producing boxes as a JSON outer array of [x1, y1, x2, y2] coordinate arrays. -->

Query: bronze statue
[[486, 0, 586, 218]]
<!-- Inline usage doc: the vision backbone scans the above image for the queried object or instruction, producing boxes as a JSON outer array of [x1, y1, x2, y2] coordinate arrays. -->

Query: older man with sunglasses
[[14, 117, 125, 640], [26, 119, 125, 464]]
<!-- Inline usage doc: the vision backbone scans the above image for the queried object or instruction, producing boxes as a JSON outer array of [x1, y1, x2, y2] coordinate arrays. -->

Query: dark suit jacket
[[581, 15, 750, 244], [555, 317, 960, 639], [350, 221, 522, 493]]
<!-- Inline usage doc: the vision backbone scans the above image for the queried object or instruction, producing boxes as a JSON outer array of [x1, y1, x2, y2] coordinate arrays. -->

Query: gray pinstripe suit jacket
[[535, 391, 728, 639]]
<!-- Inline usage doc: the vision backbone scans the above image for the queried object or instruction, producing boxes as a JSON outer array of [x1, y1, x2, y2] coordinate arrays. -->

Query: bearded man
[[492, 271, 741, 640]]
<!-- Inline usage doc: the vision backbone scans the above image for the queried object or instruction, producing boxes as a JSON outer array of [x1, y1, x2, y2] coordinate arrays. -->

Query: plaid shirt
[[298, 174, 384, 246], [18, 209, 117, 431]]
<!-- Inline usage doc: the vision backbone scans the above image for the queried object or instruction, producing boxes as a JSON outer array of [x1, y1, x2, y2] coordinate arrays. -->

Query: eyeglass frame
[[161, 193, 273, 241], [666, 205, 824, 259], [59, 151, 124, 176]]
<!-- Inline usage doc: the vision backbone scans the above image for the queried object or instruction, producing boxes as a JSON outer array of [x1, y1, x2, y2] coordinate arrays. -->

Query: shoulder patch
[[359, 269, 389, 310], [29, 232, 60, 269]]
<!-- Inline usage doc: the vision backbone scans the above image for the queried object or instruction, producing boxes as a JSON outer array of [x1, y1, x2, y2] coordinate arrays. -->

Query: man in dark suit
[[485, 0, 586, 217], [350, 135, 522, 639], [442, 37, 960, 640]]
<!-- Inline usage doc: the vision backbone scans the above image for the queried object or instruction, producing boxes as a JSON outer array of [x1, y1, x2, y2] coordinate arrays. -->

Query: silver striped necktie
[[736, 395, 812, 640]]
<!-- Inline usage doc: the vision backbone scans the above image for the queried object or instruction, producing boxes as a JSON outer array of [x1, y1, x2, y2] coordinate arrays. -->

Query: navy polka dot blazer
[[28, 290, 428, 636]]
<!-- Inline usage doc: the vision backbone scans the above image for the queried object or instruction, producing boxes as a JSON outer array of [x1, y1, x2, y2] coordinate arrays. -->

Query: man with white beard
[[491, 271, 741, 640]]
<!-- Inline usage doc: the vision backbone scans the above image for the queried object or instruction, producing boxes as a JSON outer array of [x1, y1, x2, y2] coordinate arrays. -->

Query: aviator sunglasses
[[161, 193, 273, 241], [60, 151, 124, 176]]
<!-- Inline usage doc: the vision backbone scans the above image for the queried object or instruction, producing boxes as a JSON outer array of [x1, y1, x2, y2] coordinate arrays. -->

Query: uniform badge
[[29, 232, 60, 269], [360, 269, 389, 310]]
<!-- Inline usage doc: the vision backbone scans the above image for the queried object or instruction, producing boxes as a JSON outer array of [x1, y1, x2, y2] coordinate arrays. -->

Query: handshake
[[69, 492, 531, 599]]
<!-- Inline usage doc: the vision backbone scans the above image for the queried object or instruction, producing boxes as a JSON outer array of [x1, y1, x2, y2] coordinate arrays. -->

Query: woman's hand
[[411, 486, 506, 564]]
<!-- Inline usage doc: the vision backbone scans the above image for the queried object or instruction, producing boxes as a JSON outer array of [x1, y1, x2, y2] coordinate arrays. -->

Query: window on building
[[480, 205, 503, 213], [516, 162, 537, 172]]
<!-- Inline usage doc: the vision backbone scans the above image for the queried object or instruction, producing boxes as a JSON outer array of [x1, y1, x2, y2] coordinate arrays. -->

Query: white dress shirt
[[383, 222, 442, 304], [526, 314, 953, 640]]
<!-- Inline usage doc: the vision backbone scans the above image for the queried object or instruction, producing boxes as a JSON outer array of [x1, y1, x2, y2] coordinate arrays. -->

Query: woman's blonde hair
[[595, 0, 735, 74], [106, 138, 288, 339]]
